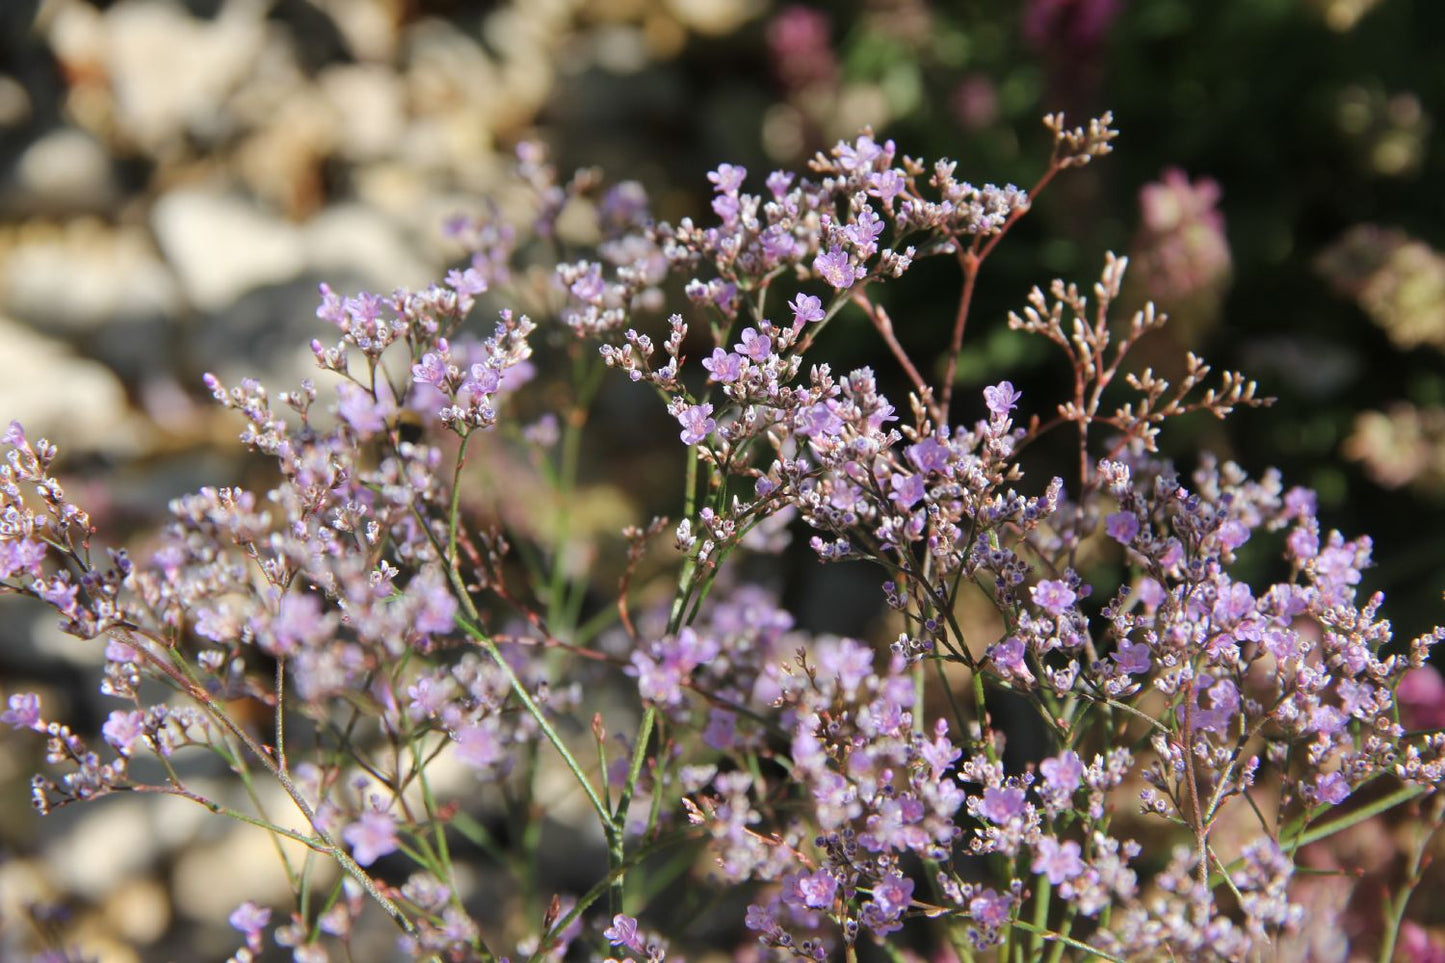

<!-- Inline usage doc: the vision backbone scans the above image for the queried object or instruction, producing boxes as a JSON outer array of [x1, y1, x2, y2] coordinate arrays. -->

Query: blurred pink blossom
[[1133, 168, 1232, 301], [1397, 665, 1445, 731]]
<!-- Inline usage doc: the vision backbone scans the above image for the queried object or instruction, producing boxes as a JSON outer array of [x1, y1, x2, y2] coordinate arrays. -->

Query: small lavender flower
[[676, 403, 717, 445], [790, 292, 825, 326], [983, 380, 1022, 418], [1030, 579, 1076, 615], [814, 247, 860, 289], [101, 710, 146, 756], [1032, 836, 1085, 885], [2, 693, 41, 730], [229, 901, 271, 952], [343, 804, 399, 867], [604, 913, 645, 953], [1105, 510, 1139, 543]]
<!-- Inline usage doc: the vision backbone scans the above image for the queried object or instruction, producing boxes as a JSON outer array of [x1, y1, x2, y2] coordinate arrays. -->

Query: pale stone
[[102, 876, 171, 945], [0, 219, 180, 332], [313, 0, 402, 61], [151, 188, 304, 311], [0, 315, 147, 454], [304, 203, 437, 292], [319, 63, 407, 162], [44, 796, 164, 899], [171, 810, 334, 920], [14, 128, 116, 212], [0, 74, 31, 127], [101, 0, 268, 154], [664, 0, 764, 35]]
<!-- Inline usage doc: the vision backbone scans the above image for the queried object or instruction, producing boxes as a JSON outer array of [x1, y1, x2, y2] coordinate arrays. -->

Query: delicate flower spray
[[4, 113, 1444, 962]]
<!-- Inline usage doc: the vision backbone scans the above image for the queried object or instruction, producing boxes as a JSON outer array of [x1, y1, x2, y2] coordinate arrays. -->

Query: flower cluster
[[3, 113, 1443, 963]]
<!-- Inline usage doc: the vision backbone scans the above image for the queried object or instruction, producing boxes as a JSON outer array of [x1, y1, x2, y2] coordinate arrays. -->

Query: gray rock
[[13, 127, 116, 214]]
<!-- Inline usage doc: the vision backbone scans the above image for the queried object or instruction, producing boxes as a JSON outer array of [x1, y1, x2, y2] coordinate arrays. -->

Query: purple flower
[[1184, 676, 1240, 734], [230, 900, 271, 950], [407, 675, 453, 720], [1314, 771, 1351, 806], [1217, 518, 1250, 551], [265, 592, 330, 656], [102, 709, 146, 756], [707, 163, 747, 194], [676, 403, 717, 445], [701, 348, 744, 383], [445, 266, 488, 298], [1041, 750, 1084, 795], [844, 208, 885, 257], [969, 888, 1012, 927], [978, 786, 1026, 824], [796, 401, 844, 439], [814, 246, 859, 289], [0, 538, 46, 580], [870, 872, 914, 916], [789, 292, 825, 326], [1031, 579, 1076, 616], [1111, 639, 1152, 675], [454, 722, 506, 771], [343, 805, 398, 866], [835, 134, 885, 173], [336, 382, 392, 438], [792, 869, 838, 909], [983, 380, 1022, 418], [906, 436, 950, 474], [37, 576, 79, 618], [735, 327, 773, 362], [1105, 511, 1139, 544], [1032, 836, 1085, 884], [604, 913, 645, 952], [412, 350, 451, 390], [411, 568, 457, 636], [568, 263, 606, 303], [868, 169, 906, 204], [889, 471, 926, 509], [987, 636, 1033, 684], [2, 693, 41, 730]]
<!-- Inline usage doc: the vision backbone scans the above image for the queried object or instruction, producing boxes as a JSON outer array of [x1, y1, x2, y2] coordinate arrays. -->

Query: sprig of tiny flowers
[[2, 112, 1443, 963]]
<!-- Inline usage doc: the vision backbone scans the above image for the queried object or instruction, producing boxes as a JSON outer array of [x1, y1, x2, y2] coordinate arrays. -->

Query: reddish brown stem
[[852, 290, 942, 424], [940, 160, 1064, 421]]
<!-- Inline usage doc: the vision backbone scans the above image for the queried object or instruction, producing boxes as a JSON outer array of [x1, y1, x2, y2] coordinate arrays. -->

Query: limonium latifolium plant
[[3, 114, 1444, 962]]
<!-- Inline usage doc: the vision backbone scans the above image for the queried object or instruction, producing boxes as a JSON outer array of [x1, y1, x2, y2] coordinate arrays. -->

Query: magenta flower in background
[[1023, 0, 1121, 50], [1398, 665, 1445, 731], [766, 5, 837, 91], [1134, 168, 1232, 301]]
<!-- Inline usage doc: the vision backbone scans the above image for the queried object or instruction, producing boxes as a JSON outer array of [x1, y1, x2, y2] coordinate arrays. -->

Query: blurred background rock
[[0, 0, 1442, 958]]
